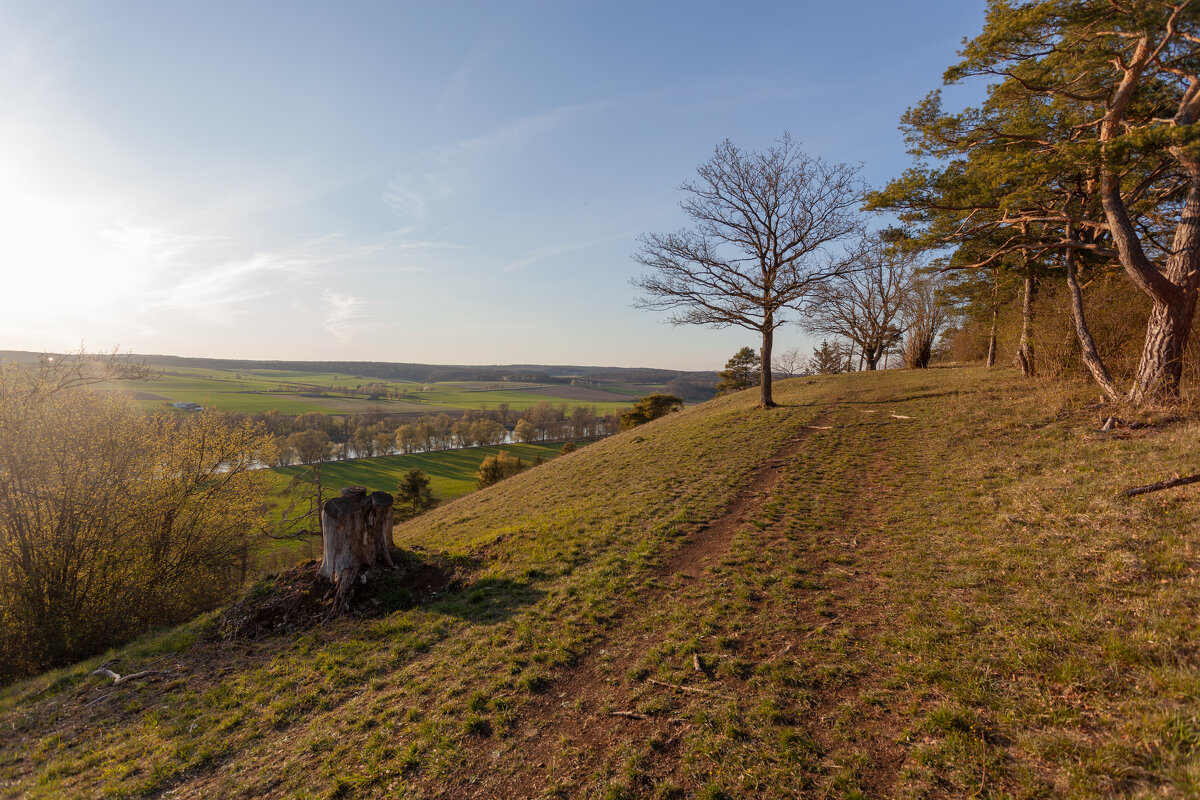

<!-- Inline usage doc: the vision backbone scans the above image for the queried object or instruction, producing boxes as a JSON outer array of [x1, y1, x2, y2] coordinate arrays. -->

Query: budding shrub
[[0, 364, 273, 682]]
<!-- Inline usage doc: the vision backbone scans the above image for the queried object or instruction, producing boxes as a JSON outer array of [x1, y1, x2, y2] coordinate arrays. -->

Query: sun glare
[[0, 164, 151, 333]]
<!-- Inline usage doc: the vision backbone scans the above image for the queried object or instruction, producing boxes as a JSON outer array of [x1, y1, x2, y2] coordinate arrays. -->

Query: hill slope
[[3, 367, 1199, 798]]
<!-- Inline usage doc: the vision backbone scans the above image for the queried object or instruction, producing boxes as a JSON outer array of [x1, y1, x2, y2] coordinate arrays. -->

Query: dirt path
[[428, 412, 841, 798]]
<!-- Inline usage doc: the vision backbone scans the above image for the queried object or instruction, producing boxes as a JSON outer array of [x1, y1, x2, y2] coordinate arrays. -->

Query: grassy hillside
[[3, 367, 1199, 798]]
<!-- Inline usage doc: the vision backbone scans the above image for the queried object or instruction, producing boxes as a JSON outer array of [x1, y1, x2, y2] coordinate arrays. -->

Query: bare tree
[[804, 237, 911, 370], [633, 133, 863, 407], [902, 273, 948, 369], [772, 347, 806, 378]]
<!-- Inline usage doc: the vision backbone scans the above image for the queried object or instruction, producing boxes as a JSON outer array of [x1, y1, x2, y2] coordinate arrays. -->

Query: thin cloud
[[504, 230, 639, 272], [320, 290, 371, 343], [383, 101, 611, 225]]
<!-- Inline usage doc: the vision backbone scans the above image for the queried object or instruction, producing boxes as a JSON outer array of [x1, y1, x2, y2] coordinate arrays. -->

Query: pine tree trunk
[[986, 271, 998, 368], [1015, 270, 1036, 377], [1125, 181, 1200, 405], [1128, 297, 1197, 405], [1064, 224, 1120, 403], [319, 486, 395, 609]]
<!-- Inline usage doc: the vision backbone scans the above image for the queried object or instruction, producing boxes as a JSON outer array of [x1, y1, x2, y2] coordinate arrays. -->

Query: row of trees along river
[[253, 402, 627, 466]]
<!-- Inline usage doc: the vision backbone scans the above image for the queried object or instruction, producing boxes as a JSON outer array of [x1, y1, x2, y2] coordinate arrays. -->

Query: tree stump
[[318, 486, 395, 608]]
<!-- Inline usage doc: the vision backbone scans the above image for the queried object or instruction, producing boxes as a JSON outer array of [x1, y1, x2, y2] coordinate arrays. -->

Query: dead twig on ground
[[646, 678, 731, 699], [1122, 473, 1200, 497], [84, 692, 116, 708]]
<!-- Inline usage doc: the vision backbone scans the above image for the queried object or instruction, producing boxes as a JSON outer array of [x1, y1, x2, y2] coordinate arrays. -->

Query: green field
[[101, 367, 636, 415], [271, 442, 570, 505]]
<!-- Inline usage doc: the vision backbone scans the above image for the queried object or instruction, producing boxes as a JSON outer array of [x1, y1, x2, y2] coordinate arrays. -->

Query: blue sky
[[0, 1, 987, 370]]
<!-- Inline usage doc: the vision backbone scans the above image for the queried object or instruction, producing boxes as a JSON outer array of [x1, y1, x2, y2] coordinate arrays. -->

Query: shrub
[[0, 357, 274, 682], [475, 453, 527, 488]]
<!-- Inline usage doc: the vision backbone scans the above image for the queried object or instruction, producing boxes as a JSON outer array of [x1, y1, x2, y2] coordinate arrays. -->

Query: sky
[[0, 1, 989, 371]]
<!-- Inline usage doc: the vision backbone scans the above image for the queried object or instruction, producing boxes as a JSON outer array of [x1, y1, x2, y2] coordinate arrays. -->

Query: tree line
[[258, 402, 626, 467]]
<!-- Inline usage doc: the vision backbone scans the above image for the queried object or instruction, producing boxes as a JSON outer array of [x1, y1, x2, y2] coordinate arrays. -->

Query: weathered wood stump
[[318, 486, 395, 608]]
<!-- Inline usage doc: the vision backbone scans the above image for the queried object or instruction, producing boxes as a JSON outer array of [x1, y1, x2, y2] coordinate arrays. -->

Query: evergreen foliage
[[395, 467, 438, 521], [809, 341, 848, 375], [715, 347, 761, 393], [618, 394, 685, 430]]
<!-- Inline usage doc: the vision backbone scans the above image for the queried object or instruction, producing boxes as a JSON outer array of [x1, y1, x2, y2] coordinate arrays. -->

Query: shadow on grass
[[430, 577, 547, 625]]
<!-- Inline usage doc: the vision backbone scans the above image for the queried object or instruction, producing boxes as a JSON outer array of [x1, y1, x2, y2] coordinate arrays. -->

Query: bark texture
[[1063, 225, 1120, 403], [759, 327, 775, 408], [986, 272, 998, 369], [1015, 270, 1037, 378], [1123, 180, 1200, 405], [319, 486, 395, 608]]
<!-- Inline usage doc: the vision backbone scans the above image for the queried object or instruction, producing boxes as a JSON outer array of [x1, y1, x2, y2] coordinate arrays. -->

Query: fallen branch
[[889, 413, 912, 420], [646, 679, 731, 699], [1122, 474, 1200, 497], [610, 710, 648, 720], [91, 667, 161, 685]]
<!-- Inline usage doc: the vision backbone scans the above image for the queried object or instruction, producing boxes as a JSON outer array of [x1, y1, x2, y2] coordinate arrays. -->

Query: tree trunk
[[986, 270, 998, 369], [1015, 269, 1036, 377], [759, 328, 775, 408], [1063, 224, 1120, 403], [1128, 297, 1197, 405], [319, 486, 395, 609], [1125, 180, 1200, 405]]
